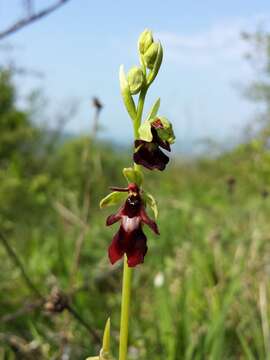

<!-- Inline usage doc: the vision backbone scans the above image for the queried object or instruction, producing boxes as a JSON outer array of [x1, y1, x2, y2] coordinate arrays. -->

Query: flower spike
[[98, 28, 174, 360]]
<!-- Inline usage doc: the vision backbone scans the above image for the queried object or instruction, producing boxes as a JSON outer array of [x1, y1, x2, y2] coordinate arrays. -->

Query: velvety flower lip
[[133, 127, 171, 171], [106, 183, 159, 267]]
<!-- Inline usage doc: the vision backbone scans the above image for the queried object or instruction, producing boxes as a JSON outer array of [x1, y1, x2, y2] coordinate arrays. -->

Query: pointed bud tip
[[102, 317, 111, 353], [138, 29, 154, 55]]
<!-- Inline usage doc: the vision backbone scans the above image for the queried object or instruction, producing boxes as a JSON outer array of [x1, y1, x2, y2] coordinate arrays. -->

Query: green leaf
[[86, 318, 113, 360], [146, 98, 160, 121], [102, 318, 111, 353], [100, 191, 126, 209], [119, 65, 137, 120], [144, 191, 158, 219], [123, 167, 143, 186], [138, 120, 152, 142]]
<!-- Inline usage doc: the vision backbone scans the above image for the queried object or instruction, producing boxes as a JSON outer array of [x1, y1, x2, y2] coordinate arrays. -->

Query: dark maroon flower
[[106, 183, 159, 267], [133, 119, 171, 171]]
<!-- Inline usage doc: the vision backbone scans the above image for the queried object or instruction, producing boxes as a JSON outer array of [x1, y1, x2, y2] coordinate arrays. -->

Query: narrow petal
[[106, 207, 123, 226], [126, 228, 148, 267], [109, 186, 129, 192], [140, 207, 160, 234], [108, 227, 125, 264], [106, 214, 121, 226]]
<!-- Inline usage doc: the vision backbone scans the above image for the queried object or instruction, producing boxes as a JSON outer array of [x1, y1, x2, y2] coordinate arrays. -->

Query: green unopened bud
[[127, 67, 145, 95], [143, 42, 159, 69], [138, 29, 153, 55], [147, 42, 163, 85]]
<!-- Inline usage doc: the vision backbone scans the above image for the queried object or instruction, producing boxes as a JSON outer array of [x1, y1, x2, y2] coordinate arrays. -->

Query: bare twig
[[0, 231, 100, 343], [0, 232, 43, 299], [45, 287, 101, 342], [1, 284, 101, 343], [0, 0, 71, 41], [91, 97, 103, 138]]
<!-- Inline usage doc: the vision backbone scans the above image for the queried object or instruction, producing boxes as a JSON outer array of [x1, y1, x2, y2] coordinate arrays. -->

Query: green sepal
[[127, 66, 145, 95], [123, 167, 143, 186], [138, 98, 161, 142], [100, 192, 126, 209], [144, 192, 158, 219], [151, 116, 175, 144], [119, 65, 137, 120], [138, 120, 153, 142], [147, 42, 163, 86], [138, 29, 153, 55], [143, 42, 159, 69], [146, 98, 160, 121]]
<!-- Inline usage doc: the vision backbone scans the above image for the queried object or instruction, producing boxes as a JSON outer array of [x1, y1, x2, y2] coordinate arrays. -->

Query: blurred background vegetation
[[2, 3, 270, 360]]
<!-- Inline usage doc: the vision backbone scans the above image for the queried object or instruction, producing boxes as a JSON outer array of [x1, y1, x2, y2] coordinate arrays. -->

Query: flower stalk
[[134, 85, 148, 139], [91, 28, 175, 360], [119, 255, 133, 360], [119, 78, 146, 359]]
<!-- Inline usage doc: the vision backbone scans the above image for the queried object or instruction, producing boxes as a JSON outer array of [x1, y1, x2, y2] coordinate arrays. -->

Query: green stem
[[133, 86, 147, 174], [119, 255, 133, 360], [119, 83, 147, 360], [133, 86, 147, 139]]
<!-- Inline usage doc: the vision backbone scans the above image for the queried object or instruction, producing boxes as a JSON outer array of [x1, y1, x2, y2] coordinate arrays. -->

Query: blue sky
[[1, 0, 270, 150]]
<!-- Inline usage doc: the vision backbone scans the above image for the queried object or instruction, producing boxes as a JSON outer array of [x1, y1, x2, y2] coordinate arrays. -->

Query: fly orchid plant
[[87, 29, 175, 360]]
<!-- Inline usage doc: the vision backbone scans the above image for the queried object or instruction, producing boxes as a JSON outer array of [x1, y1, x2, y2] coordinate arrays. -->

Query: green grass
[[1, 137, 270, 359]]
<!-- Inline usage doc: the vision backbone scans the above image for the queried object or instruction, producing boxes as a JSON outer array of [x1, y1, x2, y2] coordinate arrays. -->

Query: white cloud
[[157, 14, 270, 67]]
